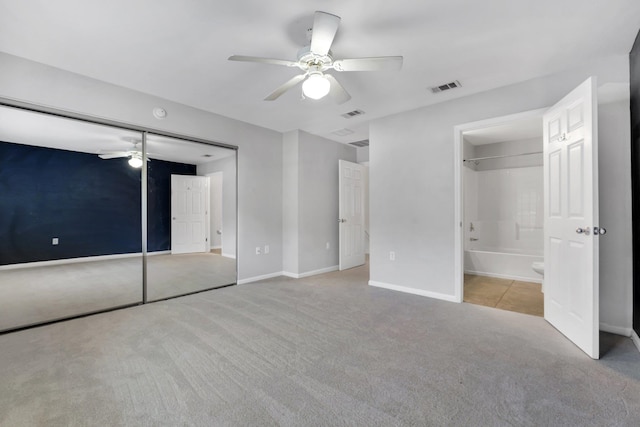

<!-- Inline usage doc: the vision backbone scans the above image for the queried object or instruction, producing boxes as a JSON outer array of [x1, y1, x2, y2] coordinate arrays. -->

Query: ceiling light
[[302, 73, 330, 100], [128, 154, 143, 168]]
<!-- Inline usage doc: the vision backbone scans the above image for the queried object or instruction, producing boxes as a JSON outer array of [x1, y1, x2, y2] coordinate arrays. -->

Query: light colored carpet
[[0, 253, 235, 331], [0, 262, 638, 426]]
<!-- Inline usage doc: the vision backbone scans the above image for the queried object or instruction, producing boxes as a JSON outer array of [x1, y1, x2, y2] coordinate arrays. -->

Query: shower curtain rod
[[463, 151, 543, 163]]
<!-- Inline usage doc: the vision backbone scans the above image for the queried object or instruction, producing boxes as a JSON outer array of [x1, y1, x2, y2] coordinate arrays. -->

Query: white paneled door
[[543, 77, 600, 359], [171, 175, 210, 254], [339, 160, 365, 270]]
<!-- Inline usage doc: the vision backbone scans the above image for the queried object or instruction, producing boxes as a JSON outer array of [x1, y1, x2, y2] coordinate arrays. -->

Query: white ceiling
[[0, 1, 639, 144], [0, 105, 235, 165]]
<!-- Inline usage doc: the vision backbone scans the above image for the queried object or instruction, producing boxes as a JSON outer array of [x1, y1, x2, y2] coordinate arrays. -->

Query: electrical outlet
[[256, 246, 261, 255], [264, 245, 269, 254], [52, 238, 59, 245], [326, 242, 330, 250], [389, 251, 395, 261]]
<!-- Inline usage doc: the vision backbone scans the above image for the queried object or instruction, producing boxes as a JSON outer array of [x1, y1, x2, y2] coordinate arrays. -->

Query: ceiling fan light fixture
[[302, 73, 330, 100], [128, 154, 143, 168]]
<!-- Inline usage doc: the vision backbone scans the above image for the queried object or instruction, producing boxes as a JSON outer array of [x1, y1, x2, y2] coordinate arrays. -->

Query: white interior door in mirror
[[171, 175, 210, 254]]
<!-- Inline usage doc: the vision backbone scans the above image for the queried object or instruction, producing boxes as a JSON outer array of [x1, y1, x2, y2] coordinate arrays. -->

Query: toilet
[[532, 261, 544, 293], [531, 262, 544, 277]]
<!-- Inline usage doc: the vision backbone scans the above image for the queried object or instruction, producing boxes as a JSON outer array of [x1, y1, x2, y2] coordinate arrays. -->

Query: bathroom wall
[[474, 138, 542, 171]]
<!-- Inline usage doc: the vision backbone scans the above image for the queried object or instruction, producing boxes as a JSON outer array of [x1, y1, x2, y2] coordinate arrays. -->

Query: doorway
[[459, 111, 545, 316], [455, 77, 602, 359]]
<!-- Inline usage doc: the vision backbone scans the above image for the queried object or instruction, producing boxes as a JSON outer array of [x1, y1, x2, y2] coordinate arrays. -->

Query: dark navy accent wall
[[0, 141, 195, 265], [147, 160, 196, 252], [631, 30, 640, 337]]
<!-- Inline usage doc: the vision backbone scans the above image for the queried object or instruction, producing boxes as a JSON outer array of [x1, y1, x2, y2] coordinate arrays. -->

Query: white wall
[[282, 130, 300, 275], [198, 155, 236, 258], [0, 52, 283, 283], [473, 137, 543, 171], [370, 54, 633, 332], [208, 172, 223, 248], [282, 130, 357, 276], [357, 146, 370, 164]]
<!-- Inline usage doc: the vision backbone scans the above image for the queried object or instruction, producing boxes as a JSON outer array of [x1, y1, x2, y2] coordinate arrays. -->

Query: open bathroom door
[[543, 77, 600, 359]]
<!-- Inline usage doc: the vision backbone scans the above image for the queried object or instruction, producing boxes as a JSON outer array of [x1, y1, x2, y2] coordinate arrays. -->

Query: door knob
[[338, 218, 346, 223], [594, 226, 607, 235], [576, 227, 591, 235]]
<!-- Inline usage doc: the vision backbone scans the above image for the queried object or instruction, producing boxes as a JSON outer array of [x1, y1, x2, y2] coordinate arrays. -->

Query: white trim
[[237, 271, 283, 284], [464, 270, 542, 284], [222, 252, 236, 259], [212, 245, 222, 250], [283, 265, 339, 279], [599, 323, 632, 337], [453, 108, 547, 305], [632, 330, 640, 354], [0, 252, 143, 270], [368, 280, 459, 303]]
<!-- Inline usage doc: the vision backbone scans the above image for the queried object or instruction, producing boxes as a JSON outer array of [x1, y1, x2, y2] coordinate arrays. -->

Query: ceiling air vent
[[332, 128, 354, 137], [341, 109, 365, 119], [430, 80, 461, 94], [349, 140, 369, 148]]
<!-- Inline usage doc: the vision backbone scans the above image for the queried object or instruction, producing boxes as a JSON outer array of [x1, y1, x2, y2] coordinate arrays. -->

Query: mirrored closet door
[[0, 106, 144, 331], [145, 134, 237, 301]]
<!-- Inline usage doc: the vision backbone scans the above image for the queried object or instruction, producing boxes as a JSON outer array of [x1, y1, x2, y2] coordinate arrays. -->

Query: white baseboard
[[222, 252, 236, 259], [212, 245, 222, 250], [632, 330, 640, 355], [283, 265, 339, 279], [368, 280, 459, 303], [464, 270, 542, 284], [0, 252, 143, 270], [147, 250, 171, 256], [599, 323, 632, 337], [237, 271, 283, 285]]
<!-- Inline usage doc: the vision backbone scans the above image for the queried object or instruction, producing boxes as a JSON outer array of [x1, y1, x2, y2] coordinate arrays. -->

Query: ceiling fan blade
[[98, 152, 129, 159], [228, 55, 298, 68], [310, 11, 341, 56], [264, 74, 307, 101], [325, 74, 351, 104], [333, 56, 403, 72]]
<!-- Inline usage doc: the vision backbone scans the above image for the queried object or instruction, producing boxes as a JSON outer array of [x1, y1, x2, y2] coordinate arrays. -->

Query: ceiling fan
[[98, 141, 146, 168], [228, 11, 403, 104]]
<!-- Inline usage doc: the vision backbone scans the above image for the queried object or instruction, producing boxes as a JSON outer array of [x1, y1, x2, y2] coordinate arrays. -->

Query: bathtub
[[464, 247, 543, 283]]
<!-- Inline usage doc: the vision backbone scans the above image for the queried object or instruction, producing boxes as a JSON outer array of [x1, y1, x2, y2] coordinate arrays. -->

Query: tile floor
[[463, 274, 544, 317]]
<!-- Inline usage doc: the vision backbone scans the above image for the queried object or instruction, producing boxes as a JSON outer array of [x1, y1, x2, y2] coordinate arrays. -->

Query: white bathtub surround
[[465, 165, 543, 254]]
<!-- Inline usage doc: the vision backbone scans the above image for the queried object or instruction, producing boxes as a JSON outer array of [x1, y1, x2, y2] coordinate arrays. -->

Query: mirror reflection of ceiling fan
[[98, 140, 148, 168], [228, 11, 403, 104]]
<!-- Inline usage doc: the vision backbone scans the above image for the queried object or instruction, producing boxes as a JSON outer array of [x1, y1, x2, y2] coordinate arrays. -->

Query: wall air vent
[[332, 128, 354, 136], [430, 80, 462, 93], [349, 140, 369, 148], [341, 109, 365, 119]]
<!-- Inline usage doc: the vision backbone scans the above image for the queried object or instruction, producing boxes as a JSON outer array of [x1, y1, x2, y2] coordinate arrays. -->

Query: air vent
[[349, 140, 369, 148], [341, 109, 365, 119], [430, 80, 461, 94], [332, 128, 354, 136]]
